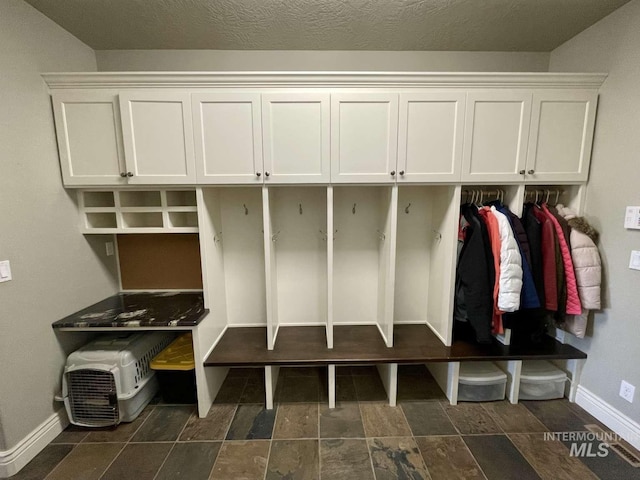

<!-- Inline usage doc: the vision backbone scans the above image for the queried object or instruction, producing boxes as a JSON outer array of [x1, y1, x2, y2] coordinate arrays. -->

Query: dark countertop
[[52, 292, 208, 329]]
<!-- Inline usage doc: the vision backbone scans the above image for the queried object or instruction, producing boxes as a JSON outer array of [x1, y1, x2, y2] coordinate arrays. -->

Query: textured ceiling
[[24, 0, 631, 51]]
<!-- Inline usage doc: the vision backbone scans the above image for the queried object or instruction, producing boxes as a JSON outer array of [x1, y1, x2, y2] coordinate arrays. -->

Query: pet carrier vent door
[[66, 369, 119, 427]]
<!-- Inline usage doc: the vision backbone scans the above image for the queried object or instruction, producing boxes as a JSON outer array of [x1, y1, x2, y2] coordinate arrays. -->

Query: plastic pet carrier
[[61, 332, 174, 427]]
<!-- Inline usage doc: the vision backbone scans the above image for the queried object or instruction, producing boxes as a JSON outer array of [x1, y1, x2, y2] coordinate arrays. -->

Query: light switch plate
[[630, 251, 640, 270], [0, 260, 12, 283], [625, 206, 640, 229]]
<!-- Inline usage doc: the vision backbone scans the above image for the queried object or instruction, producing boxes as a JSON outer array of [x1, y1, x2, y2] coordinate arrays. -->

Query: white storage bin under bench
[[457, 362, 507, 402], [519, 360, 567, 400]]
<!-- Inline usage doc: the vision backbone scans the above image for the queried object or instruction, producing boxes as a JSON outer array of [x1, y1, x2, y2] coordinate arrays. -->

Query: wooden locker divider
[[194, 188, 230, 417], [327, 187, 334, 348], [262, 186, 279, 350]]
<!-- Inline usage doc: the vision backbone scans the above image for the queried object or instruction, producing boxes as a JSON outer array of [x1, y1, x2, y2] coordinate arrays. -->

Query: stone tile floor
[[12, 365, 640, 479]]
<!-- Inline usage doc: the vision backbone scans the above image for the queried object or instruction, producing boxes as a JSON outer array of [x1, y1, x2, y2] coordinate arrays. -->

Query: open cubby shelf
[[78, 189, 199, 233]]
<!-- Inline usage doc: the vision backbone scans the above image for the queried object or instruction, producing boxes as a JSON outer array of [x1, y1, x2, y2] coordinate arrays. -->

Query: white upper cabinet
[[52, 92, 126, 186], [461, 91, 533, 183], [192, 93, 263, 184], [262, 93, 330, 184], [119, 92, 196, 184], [397, 92, 465, 183], [525, 90, 598, 183], [46, 73, 604, 188], [331, 93, 399, 183]]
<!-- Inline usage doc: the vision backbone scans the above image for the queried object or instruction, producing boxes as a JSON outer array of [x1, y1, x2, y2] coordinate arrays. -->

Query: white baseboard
[[575, 385, 640, 451], [0, 409, 69, 478]]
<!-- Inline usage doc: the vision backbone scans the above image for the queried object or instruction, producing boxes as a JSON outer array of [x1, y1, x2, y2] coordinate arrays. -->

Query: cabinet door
[[52, 92, 126, 186], [397, 92, 465, 183], [461, 91, 532, 183], [262, 93, 330, 184], [526, 90, 598, 183], [192, 93, 263, 184], [119, 92, 196, 184], [331, 93, 399, 183]]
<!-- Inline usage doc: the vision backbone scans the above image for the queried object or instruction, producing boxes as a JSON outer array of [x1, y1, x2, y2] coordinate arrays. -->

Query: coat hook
[[271, 230, 281, 243], [405, 203, 412, 214], [243, 204, 248, 215], [376, 229, 386, 241], [433, 230, 442, 242], [352, 203, 357, 214], [299, 203, 303, 215]]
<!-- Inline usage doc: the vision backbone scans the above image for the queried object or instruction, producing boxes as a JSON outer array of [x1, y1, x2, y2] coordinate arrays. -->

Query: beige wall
[[0, 0, 118, 452], [96, 49, 549, 72], [550, 0, 640, 421]]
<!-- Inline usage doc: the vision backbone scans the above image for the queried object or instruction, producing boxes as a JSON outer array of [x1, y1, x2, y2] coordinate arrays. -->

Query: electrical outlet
[[620, 380, 635, 403]]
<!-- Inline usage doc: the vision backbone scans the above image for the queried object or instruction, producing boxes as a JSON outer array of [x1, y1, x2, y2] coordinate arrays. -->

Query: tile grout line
[[66, 406, 154, 480], [39, 443, 76, 480], [234, 376, 251, 404], [504, 432, 550, 480], [221, 403, 239, 441], [148, 405, 197, 480], [95, 442, 127, 480], [506, 431, 602, 480], [262, 438, 273, 480], [457, 435, 490, 480], [150, 442, 176, 480], [410, 435, 436, 480], [396, 402, 434, 479], [438, 401, 463, 436], [98, 404, 158, 480], [365, 428, 377, 480], [174, 405, 197, 441]]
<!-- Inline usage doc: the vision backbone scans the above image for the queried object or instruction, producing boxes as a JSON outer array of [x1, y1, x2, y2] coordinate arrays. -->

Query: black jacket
[[454, 205, 494, 343]]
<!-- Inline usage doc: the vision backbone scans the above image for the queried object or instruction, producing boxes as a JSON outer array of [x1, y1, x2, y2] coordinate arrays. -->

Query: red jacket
[[541, 204, 582, 315], [531, 206, 558, 311], [478, 207, 503, 334]]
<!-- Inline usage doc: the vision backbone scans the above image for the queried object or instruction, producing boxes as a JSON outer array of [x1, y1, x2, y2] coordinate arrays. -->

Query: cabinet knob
[[390, 170, 396, 176], [519, 170, 526, 175], [256, 172, 261, 177], [126, 171, 134, 177], [120, 172, 127, 178], [527, 169, 535, 175], [265, 171, 270, 177], [399, 170, 405, 176]]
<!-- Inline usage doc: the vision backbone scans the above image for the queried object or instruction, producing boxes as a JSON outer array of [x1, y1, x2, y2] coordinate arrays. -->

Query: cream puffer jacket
[[556, 204, 602, 309], [556, 204, 602, 338]]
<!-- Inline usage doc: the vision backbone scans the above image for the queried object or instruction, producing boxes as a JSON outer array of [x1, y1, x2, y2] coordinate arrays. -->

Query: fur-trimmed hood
[[556, 204, 599, 243]]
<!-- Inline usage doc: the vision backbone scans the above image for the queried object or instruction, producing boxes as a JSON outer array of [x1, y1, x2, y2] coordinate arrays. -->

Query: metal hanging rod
[[462, 188, 506, 204], [524, 189, 564, 205]]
